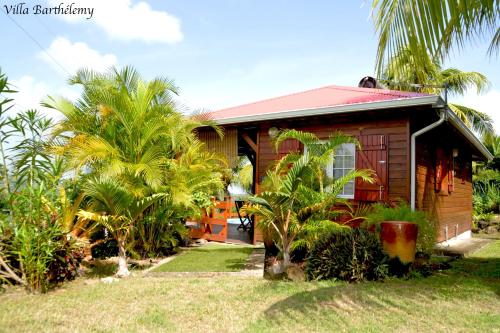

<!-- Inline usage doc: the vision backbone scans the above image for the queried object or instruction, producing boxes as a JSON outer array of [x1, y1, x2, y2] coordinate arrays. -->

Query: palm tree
[[244, 130, 373, 271], [382, 45, 494, 137], [78, 176, 165, 277], [44, 66, 226, 273], [372, 0, 500, 77]]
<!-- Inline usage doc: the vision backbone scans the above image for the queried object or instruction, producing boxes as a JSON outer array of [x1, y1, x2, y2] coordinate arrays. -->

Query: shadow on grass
[[257, 256, 500, 328]]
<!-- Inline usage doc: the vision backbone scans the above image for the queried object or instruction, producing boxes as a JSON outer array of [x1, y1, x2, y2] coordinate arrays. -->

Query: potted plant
[[364, 204, 436, 274]]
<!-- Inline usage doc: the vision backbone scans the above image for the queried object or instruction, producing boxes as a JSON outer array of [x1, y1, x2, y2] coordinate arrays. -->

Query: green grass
[[0, 241, 499, 332], [153, 243, 254, 272]]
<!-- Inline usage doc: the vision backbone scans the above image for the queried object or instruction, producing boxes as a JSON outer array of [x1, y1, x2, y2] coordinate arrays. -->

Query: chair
[[234, 200, 252, 231]]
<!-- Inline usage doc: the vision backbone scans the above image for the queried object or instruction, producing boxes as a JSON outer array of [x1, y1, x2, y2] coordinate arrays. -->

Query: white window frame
[[327, 143, 356, 199], [304, 142, 356, 199]]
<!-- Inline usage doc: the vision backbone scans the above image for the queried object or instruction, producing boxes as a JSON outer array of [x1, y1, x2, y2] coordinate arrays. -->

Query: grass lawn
[[0, 241, 499, 333], [153, 243, 254, 272]]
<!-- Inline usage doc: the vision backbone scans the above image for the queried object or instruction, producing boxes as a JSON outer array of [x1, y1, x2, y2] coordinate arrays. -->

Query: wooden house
[[198, 84, 493, 244]]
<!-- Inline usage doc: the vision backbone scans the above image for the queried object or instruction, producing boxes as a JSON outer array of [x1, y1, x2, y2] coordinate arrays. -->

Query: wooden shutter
[[354, 134, 388, 202], [278, 139, 302, 158], [435, 147, 452, 195]]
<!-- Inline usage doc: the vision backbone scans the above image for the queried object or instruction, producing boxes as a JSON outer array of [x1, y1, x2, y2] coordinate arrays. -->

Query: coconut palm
[[372, 0, 500, 77], [382, 45, 494, 137], [244, 130, 373, 271]]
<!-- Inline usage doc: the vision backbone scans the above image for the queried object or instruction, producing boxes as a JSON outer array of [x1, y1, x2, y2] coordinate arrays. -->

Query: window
[[326, 143, 356, 199]]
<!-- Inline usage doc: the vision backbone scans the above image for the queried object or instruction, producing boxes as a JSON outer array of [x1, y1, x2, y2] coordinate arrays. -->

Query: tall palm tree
[[372, 0, 500, 77], [244, 130, 373, 271], [382, 45, 494, 137]]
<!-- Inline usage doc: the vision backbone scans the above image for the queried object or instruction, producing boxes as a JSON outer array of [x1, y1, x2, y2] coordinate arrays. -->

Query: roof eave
[[212, 95, 440, 125], [444, 108, 493, 161]]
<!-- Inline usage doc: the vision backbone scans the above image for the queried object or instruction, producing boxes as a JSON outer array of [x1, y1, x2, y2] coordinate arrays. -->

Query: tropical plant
[[0, 69, 16, 206], [244, 130, 373, 271], [305, 228, 388, 282], [372, 0, 500, 78], [231, 156, 253, 193], [0, 185, 68, 293], [364, 203, 437, 254], [44, 66, 227, 268], [78, 176, 166, 277], [382, 45, 493, 137]]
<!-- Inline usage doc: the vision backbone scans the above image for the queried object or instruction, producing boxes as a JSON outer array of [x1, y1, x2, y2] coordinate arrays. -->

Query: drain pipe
[[410, 110, 447, 211]]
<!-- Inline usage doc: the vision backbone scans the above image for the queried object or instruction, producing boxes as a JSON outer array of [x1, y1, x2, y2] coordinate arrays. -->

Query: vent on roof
[[358, 76, 379, 89]]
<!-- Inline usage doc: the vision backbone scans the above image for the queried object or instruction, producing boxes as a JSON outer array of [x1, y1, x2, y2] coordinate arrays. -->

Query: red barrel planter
[[380, 221, 418, 264]]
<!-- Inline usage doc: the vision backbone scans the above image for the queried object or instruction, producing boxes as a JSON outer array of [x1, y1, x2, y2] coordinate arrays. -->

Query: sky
[[1, 0, 499, 132]]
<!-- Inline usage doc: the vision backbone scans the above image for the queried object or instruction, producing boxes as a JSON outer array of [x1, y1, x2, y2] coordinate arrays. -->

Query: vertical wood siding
[[198, 128, 238, 168], [415, 127, 473, 242]]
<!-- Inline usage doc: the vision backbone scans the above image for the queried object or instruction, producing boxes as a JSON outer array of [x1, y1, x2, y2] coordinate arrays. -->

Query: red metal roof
[[208, 85, 430, 121]]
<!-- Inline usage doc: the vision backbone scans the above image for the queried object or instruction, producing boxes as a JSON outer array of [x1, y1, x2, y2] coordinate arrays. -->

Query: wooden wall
[[415, 125, 473, 242], [255, 111, 412, 202]]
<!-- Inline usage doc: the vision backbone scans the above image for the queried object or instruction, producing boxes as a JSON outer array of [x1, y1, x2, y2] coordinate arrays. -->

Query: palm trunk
[[115, 237, 130, 278], [282, 243, 291, 270]]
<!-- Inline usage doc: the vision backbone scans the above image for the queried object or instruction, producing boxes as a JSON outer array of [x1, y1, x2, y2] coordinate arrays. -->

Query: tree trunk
[[115, 237, 130, 278], [282, 243, 291, 271]]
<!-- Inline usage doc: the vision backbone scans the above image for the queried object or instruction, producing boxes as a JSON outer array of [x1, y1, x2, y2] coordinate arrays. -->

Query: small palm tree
[[78, 176, 165, 277], [244, 130, 373, 271], [383, 45, 494, 137]]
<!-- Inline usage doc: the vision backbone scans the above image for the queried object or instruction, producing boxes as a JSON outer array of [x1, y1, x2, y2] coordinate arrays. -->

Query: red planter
[[380, 221, 418, 264]]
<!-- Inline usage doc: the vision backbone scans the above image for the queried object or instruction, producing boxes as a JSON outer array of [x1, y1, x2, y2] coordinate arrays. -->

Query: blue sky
[[1, 0, 499, 131]]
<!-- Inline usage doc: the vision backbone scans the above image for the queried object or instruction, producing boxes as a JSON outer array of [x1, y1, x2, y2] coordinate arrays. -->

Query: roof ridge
[[324, 85, 427, 98]]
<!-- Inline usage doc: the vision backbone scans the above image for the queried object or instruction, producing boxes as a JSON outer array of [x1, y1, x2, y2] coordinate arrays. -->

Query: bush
[[364, 204, 436, 254], [305, 228, 388, 282]]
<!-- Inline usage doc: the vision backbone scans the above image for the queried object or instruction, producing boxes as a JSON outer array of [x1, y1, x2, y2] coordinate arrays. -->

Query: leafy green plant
[[305, 228, 388, 282], [244, 130, 373, 271], [0, 185, 71, 293], [364, 204, 436, 254], [128, 218, 189, 259]]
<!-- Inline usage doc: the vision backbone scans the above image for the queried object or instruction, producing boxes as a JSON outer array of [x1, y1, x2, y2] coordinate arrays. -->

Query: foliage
[[372, 0, 500, 78], [231, 156, 253, 193], [128, 218, 189, 259], [244, 130, 373, 270], [364, 203, 436, 254], [382, 45, 493, 137], [474, 183, 500, 214], [78, 176, 165, 276], [305, 228, 388, 282], [44, 66, 226, 275], [0, 186, 76, 293]]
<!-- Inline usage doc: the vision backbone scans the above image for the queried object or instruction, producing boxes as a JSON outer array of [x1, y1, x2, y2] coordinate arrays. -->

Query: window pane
[[344, 182, 354, 195], [333, 169, 343, 179], [344, 156, 354, 169], [344, 143, 355, 155]]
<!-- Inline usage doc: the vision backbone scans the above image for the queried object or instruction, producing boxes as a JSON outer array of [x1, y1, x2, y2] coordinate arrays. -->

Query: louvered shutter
[[354, 134, 388, 202]]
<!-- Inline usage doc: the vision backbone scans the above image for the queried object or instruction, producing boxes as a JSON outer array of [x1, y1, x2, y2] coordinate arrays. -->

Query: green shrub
[[305, 228, 388, 282], [364, 204, 436, 254], [128, 219, 189, 259]]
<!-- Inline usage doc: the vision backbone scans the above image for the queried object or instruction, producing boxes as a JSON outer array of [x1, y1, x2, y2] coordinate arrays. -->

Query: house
[[197, 84, 493, 245]]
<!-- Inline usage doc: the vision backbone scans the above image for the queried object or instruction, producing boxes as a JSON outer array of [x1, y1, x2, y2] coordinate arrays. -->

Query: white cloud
[[9, 76, 79, 120], [9, 76, 49, 116], [37, 37, 117, 75], [453, 89, 500, 134], [48, 0, 183, 44]]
